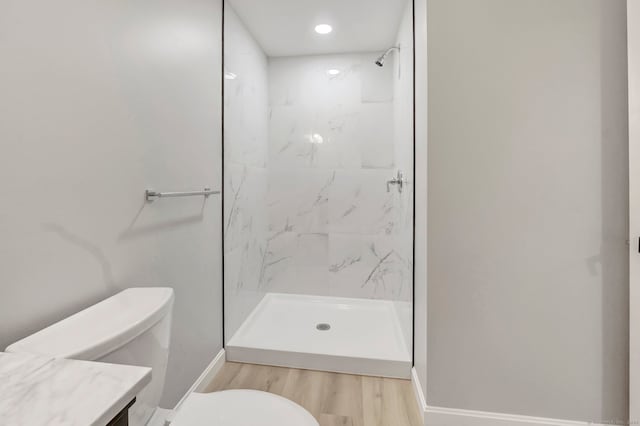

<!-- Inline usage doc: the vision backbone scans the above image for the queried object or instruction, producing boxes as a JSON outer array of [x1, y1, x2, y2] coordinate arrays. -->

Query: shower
[[375, 46, 401, 67], [223, 0, 415, 380]]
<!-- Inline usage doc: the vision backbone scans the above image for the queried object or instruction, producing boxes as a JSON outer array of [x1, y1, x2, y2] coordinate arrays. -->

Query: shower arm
[[383, 46, 401, 56], [376, 46, 401, 64]]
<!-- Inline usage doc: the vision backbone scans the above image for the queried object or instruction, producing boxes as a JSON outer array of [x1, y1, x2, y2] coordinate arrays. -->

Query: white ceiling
[[227, 0, 409, 57]]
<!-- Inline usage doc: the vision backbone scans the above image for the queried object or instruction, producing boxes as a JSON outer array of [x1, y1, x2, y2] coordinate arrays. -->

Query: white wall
[[629, 0, 640, 421], [0, 0, 223, 408], [223, 4, 270, 341], [264, 53, 414, 302], [414, 0, 428, 401], [427, 0, 628, 422]]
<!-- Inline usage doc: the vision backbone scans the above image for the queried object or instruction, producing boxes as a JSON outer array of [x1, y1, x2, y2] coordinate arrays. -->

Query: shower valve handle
[[387, 170, 405, 193]]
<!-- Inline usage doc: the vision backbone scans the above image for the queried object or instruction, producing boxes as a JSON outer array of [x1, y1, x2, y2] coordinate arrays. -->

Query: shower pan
[[222, 0, 415, 378], [227, 294, 411, 377]]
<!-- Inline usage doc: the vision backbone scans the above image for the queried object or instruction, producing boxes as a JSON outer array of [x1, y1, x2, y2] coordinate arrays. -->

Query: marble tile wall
[[264, 53, 414, 302]]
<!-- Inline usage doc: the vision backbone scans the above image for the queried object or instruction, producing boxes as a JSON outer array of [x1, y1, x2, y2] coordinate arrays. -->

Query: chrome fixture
[[387, 171, 407, 193], [375, 46, 400, 67], [145, 188, 220, 202]]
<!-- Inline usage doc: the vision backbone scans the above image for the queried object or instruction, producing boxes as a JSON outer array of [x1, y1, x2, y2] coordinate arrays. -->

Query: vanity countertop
[[0, 352, 151, 426]]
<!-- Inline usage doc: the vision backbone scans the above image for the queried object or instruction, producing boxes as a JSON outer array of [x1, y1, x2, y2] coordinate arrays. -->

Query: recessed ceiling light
[[315, 24, 333, 35], [224, 72, 237, 80], [327, 69, 341, 76]]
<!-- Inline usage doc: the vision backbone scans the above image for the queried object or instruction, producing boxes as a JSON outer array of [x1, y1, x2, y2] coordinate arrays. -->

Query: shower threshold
[[226, 293, 412, 379]]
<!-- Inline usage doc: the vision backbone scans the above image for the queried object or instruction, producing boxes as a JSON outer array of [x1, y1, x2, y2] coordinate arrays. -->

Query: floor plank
[[319, 414, 354, 426], [203, 362, 422, 426], [321, 372, 364, 426], [281, 368, 329, 419], [362, 376, 385, 426]]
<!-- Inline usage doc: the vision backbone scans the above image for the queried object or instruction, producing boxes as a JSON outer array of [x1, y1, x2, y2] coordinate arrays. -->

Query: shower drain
[[316, 323, 331, 331]]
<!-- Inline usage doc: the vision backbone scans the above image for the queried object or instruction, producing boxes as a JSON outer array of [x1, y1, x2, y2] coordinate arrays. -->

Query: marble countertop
[[0, 352, 151, 426]]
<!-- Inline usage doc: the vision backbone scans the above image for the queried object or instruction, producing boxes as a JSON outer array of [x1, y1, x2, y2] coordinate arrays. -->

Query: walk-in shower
[[222, 0, 415, 378]]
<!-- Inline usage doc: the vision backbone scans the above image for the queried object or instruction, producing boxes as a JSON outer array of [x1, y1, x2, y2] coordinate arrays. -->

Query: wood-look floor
[[203, 362, 422, 426]]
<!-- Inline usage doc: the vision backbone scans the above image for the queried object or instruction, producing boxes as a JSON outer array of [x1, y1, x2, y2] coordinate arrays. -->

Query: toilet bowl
[[171, 390, 317, 426], [6, 288, 318, 426]]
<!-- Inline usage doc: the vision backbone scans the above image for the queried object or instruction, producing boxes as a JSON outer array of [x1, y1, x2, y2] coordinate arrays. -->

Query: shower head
[[375, 46, 400, 67]]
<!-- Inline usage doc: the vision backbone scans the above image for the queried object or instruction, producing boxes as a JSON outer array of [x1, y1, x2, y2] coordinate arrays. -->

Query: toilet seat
[[170, 390, 319, 426]]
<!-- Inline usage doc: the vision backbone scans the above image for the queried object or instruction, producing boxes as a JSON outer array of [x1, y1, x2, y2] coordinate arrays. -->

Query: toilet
[[6, 288, 318, 426]]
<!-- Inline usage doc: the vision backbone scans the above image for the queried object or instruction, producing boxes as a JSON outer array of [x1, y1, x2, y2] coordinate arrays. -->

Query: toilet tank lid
[[6, 288, 174, 361]]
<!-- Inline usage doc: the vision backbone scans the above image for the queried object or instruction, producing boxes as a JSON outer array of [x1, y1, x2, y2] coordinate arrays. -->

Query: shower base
[[226, 293, 412, 379]]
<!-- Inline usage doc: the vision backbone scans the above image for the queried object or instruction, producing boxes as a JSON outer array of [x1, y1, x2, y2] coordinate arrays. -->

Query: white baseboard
[[424, 407, 609, 426], [146, 408, 174, 426], [411, 368, 427, 425], [174, 348, 226, 410], [410, 368, 607, 426], [193, 348, 226, 393]]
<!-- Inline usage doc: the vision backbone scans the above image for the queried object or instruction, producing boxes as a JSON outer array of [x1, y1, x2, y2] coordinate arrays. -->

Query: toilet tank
[[6, 287, 174, 426]]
